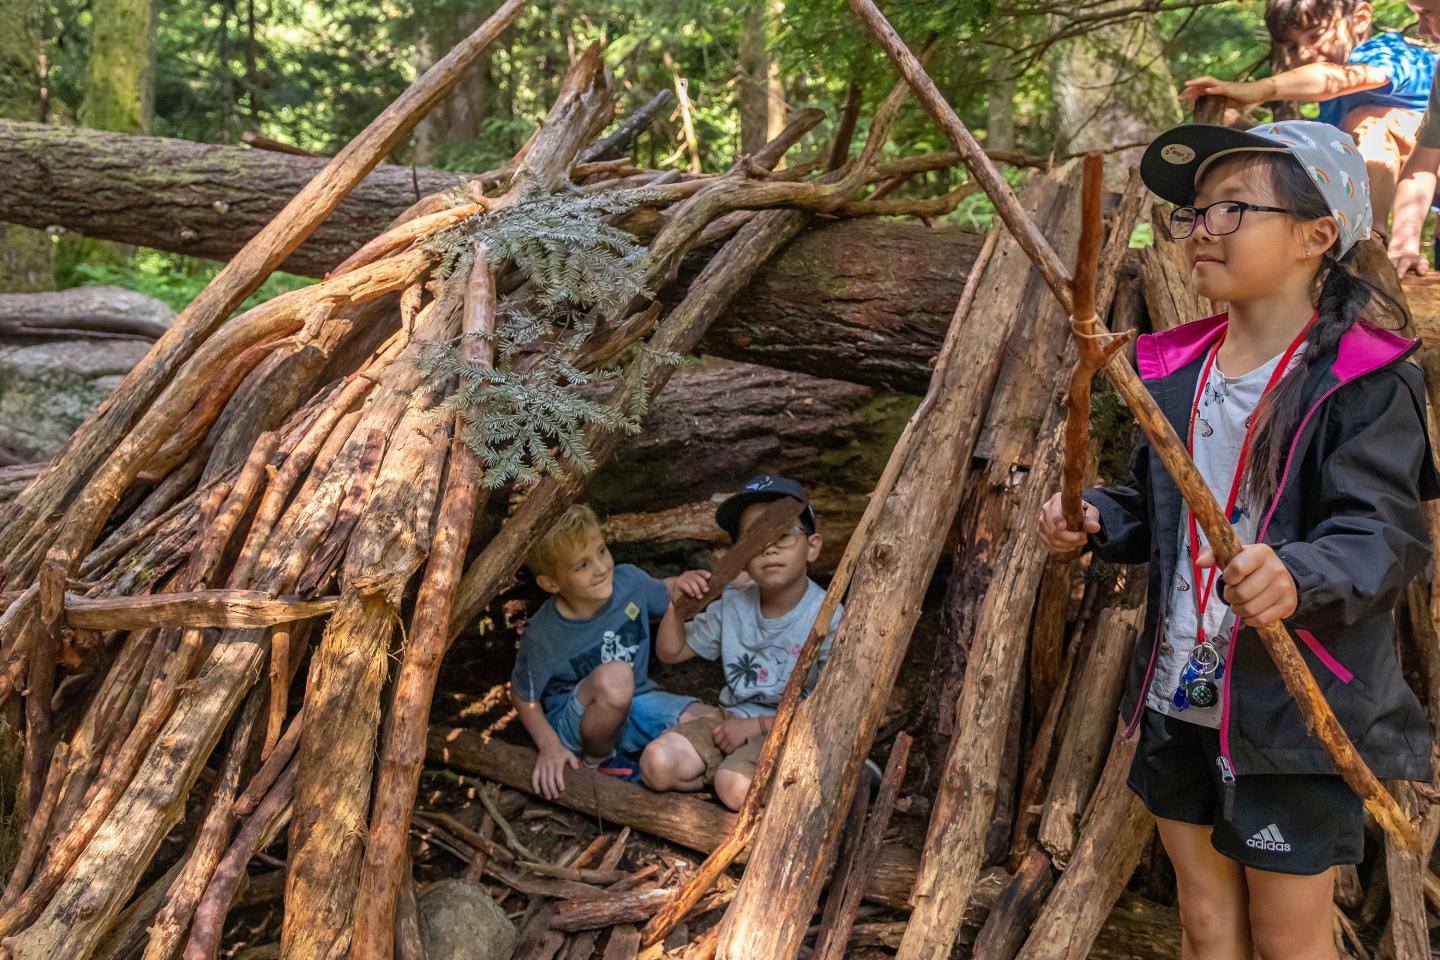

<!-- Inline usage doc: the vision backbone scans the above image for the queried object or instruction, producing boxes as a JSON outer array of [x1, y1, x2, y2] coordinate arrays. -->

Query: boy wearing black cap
[[640, 475, 842, 811]]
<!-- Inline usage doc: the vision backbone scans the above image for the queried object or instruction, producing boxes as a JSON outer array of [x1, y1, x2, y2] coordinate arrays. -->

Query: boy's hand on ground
[[1180, 76, 1268, 106], [533, 743, 580, 800], [1036, 492, 1099, 554], [1195, 544, 1298, 627], [668, 569, 711, 601], [712, 716, 761, 754]]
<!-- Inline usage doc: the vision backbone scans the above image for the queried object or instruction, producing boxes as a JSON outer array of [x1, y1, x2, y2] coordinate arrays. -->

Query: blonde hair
[[527, 504, 604, 579]]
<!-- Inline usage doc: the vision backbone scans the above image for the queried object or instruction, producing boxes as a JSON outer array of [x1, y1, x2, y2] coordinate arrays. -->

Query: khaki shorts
[[667, 709, 766, 783], [1343, 104, 1423, 171]]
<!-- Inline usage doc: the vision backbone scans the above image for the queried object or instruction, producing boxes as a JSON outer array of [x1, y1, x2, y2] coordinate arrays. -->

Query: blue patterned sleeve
[[1350, 33, 1436, 102]]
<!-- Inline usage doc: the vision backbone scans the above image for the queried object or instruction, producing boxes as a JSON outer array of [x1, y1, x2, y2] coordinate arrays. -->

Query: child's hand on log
[[1037, 492, 1099, 554], [1195, 544, 1298, 626], [533, 742, 580, 800], [667, 569, 711, 602], [712, 716, 762, 754]]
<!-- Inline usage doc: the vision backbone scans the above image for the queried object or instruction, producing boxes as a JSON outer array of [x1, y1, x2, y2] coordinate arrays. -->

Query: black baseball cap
[[714, 475, 816, 543]]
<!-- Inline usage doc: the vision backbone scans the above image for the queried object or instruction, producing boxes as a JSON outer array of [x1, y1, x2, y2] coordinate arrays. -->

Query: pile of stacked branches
[[3, 3, 1438, 959], [0, 4, 1037, 957]]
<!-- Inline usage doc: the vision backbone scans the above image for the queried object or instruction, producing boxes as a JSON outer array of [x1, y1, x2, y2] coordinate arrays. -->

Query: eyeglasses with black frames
[[1167, 200, 1292, 240]]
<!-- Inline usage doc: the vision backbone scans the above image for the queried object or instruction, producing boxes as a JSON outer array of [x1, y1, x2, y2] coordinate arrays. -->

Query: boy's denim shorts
[[545, 687, 696, 756]]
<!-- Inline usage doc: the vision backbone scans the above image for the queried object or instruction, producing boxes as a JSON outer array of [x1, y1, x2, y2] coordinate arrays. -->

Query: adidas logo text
[[1246, 824, 1291, 853]]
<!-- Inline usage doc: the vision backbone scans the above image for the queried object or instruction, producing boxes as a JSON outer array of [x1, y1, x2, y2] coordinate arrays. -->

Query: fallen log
[[0, 287, 172, 341], [425, 728, 922, 909], [0, 120, 980, 394]]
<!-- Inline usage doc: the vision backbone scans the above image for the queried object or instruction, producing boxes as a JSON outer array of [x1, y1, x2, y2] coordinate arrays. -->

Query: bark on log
[[916, 165, 1081, 788], [968, 847, 1056, 960], [714, 171, 1065, 960], [0, 120, 980, 394], [425, 728, 922, 909], [1036, 573, 1145, 867], [1013, 731, 1152, 960]]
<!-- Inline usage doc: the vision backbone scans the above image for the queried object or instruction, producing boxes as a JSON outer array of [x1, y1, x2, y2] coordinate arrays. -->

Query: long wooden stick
[[813, 733, 912, 960], [672, 497, 804, 622], [62, 590, 337, 631], [849, 0, 1417, 851], [348, 241, 495, 960], [1060, 154, 1134, 529]]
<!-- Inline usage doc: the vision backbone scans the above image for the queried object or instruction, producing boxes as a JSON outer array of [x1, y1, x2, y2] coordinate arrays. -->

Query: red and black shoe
[[594, 752, 644, 784]]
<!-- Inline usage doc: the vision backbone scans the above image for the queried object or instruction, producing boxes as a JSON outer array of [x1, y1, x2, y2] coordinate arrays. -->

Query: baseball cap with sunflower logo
[[1139, 120, 1372, 258]]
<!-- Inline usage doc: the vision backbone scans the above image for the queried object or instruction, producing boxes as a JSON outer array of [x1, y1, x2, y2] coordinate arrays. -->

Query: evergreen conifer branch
[[416, 186, 674, 489]]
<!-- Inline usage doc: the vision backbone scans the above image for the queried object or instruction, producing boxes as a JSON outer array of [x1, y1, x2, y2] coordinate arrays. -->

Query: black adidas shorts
[[1127, 708, 1364, 876]]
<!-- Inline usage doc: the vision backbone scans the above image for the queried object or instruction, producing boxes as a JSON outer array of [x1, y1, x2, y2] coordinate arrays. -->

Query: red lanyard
[[1185, 315, 1314, 642]]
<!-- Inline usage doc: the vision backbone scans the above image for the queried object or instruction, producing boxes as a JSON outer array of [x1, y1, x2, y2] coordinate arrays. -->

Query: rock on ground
[[417, 878, 518, 960]]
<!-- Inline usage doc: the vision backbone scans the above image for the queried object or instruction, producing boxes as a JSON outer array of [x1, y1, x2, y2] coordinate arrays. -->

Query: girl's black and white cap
[[1139, 120, 1372, 257]]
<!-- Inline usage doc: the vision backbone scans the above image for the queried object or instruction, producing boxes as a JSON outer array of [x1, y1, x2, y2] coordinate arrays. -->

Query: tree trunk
[[0, 0, 52, 292], [737, 3, 768, 157], [80, 0, 157, 137], [414, 4, 499, 163], [74, 0, 160, 269], [763, 2, 786, 160], [1051, 2, 1181, 178], [0, 120, 982, 393]]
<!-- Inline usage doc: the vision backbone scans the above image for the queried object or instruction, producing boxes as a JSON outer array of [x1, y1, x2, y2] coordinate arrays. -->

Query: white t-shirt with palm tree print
[[683, 579, 842, 719]]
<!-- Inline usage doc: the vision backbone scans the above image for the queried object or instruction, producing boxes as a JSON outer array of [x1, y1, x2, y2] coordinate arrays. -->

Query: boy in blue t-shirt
[[1180, 0, 1436, 225], [510, 504, 711, 799]]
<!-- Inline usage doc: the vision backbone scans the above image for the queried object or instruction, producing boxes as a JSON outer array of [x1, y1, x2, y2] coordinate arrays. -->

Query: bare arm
[[1388, 143, 1440, 278], [655, 601, 700, 664], [1180, 63, 1389, 106]]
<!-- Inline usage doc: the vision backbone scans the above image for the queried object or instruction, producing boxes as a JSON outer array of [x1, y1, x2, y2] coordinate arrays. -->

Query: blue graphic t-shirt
[[1317, 31, 1436, 127], [510, 564, 672, 713]]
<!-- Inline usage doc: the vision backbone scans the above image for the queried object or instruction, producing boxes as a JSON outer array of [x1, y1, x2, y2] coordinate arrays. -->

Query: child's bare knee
[[586, 662, 634, 707], [640, 733, 700, 790], [639, 737, 676, 788], [714, 769, 751, 810], [1176, 897, 1246, 952]]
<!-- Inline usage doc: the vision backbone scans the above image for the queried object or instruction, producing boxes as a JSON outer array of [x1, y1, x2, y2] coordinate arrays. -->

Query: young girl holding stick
[[1038, 120, 1437, 960]]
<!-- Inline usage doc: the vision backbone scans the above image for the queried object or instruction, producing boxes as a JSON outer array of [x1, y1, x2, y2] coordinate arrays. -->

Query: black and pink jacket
[[1086, 312, 1439, 781]]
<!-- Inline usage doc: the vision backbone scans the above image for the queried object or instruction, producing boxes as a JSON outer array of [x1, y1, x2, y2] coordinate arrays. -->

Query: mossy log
[[0, 120, 980, 394]]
